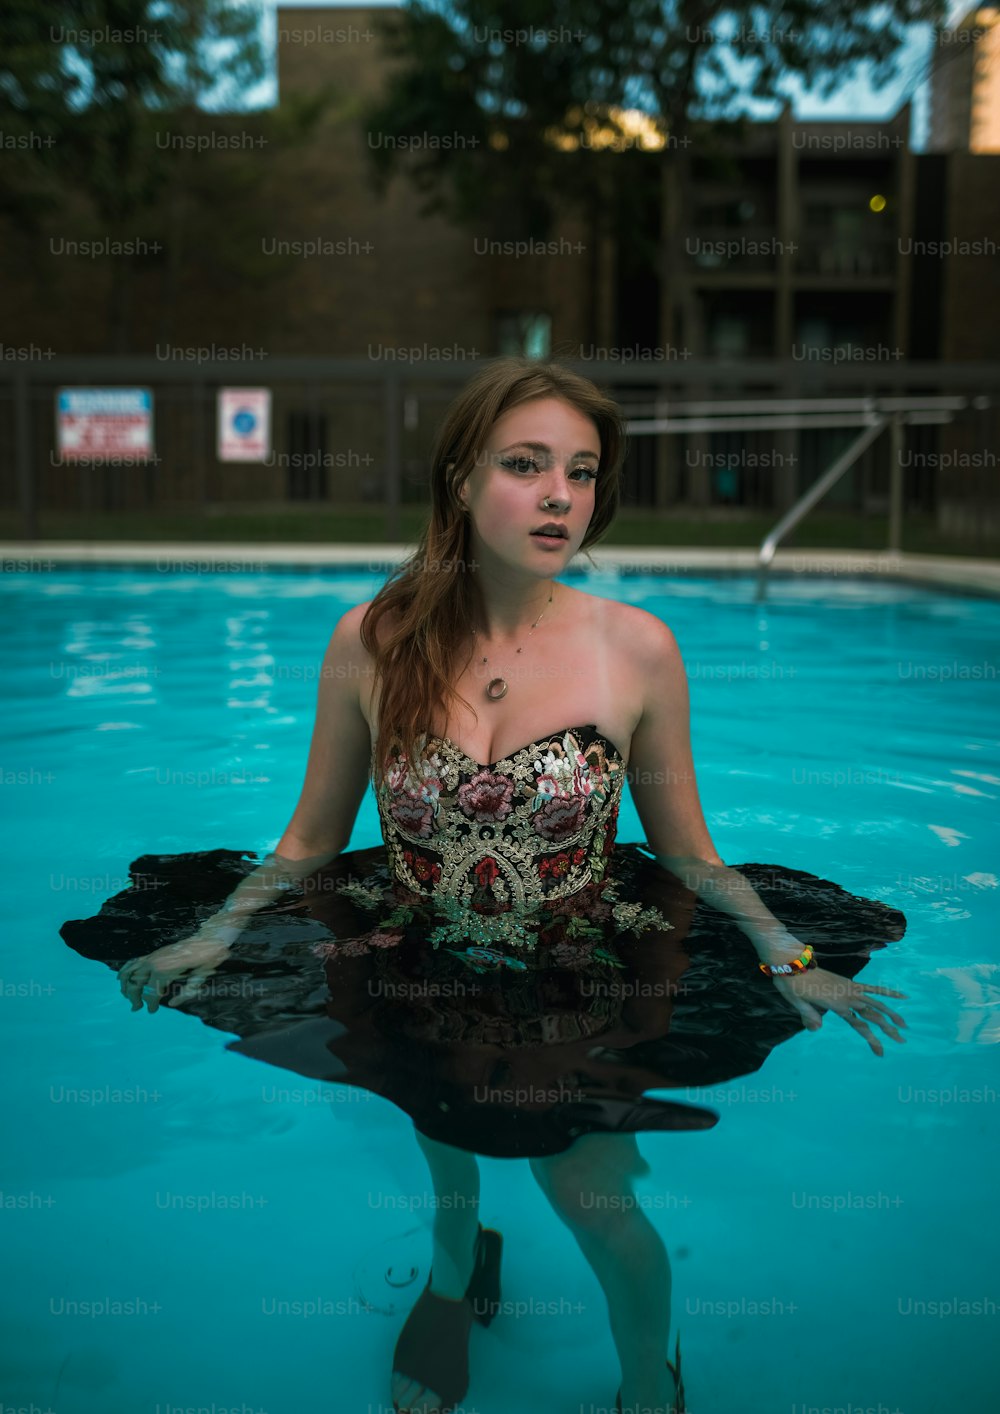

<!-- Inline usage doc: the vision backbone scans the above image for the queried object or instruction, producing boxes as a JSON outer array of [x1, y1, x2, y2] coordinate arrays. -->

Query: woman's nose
[[543, 471, 572, 505]]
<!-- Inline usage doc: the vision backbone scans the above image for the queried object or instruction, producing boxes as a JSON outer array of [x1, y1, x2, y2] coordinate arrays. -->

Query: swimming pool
[[3, 565, 997, 1414]]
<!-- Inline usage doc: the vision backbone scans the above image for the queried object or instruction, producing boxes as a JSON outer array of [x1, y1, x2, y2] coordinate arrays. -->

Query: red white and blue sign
[[57, 387, 154, 462], [217, 388, 271, 462]]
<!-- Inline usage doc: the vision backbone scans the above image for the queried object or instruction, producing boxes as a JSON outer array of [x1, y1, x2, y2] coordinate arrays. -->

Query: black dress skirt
[[59, 725, 907, 1159]]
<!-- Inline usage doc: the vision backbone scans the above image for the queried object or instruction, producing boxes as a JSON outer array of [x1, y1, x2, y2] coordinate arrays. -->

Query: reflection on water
[[2, 569, 996, 1413], [933, 964, 1000, 1044]]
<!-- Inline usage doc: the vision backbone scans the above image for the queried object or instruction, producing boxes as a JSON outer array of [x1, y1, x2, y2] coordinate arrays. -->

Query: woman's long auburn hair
[[361, 355, 627, 787]]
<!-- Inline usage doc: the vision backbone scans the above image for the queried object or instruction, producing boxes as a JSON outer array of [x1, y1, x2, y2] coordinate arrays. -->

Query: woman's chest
[[393, 596, 643, 772]]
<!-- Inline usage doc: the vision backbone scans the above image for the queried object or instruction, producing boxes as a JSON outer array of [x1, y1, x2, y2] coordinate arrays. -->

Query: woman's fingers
[[120, 961, 169, 1012], [797, 1000, 823, 1029], [119, 959, 142, 993], [777, 985, 823, 1029], [121, 953, 223, 1012], [166, 971, 212, 1006], [856, 983, 908, 1000], [775, 971, 908, 1054], [839, 1008, 884, 1056], [840, 983, 908, 1040], [851, 1000, 906, 1045], [854, 994, 907, 1030], [830, 989, 908, 1053], [121, 964, 150, 1010], [142, 979, 168, 1014]]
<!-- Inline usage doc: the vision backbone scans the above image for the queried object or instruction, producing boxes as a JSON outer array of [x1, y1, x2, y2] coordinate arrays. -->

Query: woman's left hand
[[769, 966, 908, 1056]]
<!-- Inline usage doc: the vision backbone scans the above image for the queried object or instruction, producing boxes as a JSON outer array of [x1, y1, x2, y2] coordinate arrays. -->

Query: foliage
[[361, 0, 947, 241]]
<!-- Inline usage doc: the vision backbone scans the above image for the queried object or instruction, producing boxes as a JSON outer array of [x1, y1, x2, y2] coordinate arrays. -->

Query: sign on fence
[[217, 387, 271, 462], [56, 388, 154, 462]]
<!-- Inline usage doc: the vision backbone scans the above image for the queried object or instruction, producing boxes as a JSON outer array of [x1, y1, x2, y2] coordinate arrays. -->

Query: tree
[[1, 1, 294, 350], [361, 0, 947, 345]]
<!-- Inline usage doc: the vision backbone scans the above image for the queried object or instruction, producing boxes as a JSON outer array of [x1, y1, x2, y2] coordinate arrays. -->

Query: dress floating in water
[[60, 724, 906, 1158]]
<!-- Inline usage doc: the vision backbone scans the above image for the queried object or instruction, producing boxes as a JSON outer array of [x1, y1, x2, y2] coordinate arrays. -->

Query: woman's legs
[[392, 1126, 483, 1414], [530, 1133, 678, 1413]]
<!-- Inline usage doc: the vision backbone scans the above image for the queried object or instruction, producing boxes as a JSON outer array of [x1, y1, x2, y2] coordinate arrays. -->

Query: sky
[[241, 0, 982, 151]]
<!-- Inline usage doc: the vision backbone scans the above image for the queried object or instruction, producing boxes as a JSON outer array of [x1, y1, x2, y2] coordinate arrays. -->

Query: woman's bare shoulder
[[614, 599, 675, 646], [572, 587, 669, 651], [335, 597, 395, 646], [336, 598, 372, 631], [333, 597, 402, 683]]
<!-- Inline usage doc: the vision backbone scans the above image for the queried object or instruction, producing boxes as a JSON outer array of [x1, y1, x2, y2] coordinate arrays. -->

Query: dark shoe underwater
[[614, 1330, 686, 1414], [392, 1223, 503, 1413]]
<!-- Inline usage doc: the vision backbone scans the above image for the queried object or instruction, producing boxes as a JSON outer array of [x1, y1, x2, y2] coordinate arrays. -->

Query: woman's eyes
[[499, 455, 597, 481]]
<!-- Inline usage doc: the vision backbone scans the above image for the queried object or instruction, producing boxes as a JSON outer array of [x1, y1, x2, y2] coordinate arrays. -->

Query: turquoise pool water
[[2, 566, 998, 1414]]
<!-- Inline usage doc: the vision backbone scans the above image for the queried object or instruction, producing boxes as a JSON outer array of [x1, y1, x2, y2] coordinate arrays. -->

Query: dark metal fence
[[1, 357, 997, 547]]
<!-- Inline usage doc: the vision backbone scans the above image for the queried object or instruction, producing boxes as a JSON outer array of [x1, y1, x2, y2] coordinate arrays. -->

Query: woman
[[65, 356, 908, 1414]]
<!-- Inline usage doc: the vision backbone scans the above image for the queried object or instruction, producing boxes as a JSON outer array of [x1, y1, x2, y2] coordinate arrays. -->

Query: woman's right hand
[[118, 935, 233, 1013]]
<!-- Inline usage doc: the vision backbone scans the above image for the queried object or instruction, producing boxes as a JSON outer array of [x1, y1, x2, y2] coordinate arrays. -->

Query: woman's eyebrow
[[497, 441, 600, 461]]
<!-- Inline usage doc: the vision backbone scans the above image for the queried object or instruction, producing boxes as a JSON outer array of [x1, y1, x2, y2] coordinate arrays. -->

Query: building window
[[796, 315, 865, 353], [494, 312, 552, 358], [285, 410, 327, 501], [709, 314, 750, 358]]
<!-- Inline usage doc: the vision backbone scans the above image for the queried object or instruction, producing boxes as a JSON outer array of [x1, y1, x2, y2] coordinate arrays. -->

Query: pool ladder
[[754, 394, 976, 601]]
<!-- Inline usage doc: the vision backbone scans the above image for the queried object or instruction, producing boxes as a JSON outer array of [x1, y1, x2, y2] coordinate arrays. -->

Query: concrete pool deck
[[3, 543, 999, 596]]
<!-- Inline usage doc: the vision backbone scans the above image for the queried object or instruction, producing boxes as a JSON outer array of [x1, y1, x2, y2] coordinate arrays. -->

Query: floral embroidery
[[371, 726, 625, 924], [403, 849, 441, 886], [424, 891, 543, 952], [474, 856, 500, 887], [369, 929, 405, 949], [389, 793, 436, 838], [317, 724, 676, 966], [533, 795, 586, 843], [600, 873, 676, 939], [458, 772, 515, 823], [311, 934, 374, 960], [329, 878, 388, 912], [603, 803, 620, 853], [547, 940, 594, 969], [386, 750, 445, 838]]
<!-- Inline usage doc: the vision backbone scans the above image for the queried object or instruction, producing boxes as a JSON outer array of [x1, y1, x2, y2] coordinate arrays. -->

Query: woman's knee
[[413, 1127, 482, 1203], [529, 1138, 645, 1232]]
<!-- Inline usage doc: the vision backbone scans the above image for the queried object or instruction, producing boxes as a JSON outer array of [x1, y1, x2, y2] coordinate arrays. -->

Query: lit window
[[494, 312, 552, 358]]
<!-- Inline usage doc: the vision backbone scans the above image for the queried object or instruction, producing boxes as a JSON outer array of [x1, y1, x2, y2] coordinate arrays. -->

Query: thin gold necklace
[[472, 585, 554, 700]]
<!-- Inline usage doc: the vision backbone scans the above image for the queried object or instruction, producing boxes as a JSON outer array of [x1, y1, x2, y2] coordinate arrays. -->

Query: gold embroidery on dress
[[376, 727, 620, 933], [323, 725, 676, 962]]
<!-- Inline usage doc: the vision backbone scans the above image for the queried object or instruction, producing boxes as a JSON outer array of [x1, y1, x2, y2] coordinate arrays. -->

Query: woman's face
[[459, 396, 602, 572]]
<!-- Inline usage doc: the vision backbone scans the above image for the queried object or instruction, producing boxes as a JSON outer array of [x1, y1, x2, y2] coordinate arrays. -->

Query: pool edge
[[2, 543, 999, 598]]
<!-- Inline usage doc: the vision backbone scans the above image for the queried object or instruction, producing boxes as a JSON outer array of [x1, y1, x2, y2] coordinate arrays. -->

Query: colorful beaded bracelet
[[758, 943, 817, 977]]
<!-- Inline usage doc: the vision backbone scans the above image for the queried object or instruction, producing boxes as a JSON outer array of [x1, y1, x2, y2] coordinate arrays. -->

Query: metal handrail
[[749, 397, 975, 599], [628, 411, 956, 434], [622, 395, 968, 420], [623, 393, 974, 600], [757, 416, 887, 574]]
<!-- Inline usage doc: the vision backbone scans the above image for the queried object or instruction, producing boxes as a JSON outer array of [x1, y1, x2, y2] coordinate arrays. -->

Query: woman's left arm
[[626, 612, 798, 959], [625, 612, 907, 1054]]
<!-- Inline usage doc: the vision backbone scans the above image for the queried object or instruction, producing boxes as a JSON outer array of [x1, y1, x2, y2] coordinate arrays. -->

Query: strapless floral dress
[[60, 724, 906, 1158]]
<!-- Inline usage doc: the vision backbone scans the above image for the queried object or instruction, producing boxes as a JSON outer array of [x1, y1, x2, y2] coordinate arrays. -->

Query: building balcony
[[795, 235, 898, 279], [683, 227, 785, 275]]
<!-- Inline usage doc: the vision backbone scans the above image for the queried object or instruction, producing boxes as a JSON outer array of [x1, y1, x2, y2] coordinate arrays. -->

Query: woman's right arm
[[120, 603, 375, 1011]]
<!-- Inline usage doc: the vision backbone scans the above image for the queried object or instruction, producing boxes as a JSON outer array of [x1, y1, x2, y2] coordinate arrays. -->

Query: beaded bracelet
[[758, 943, 817, 977]]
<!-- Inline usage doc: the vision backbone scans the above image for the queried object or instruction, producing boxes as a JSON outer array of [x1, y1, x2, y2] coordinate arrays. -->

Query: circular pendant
[[486, 677, 508, 700]]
